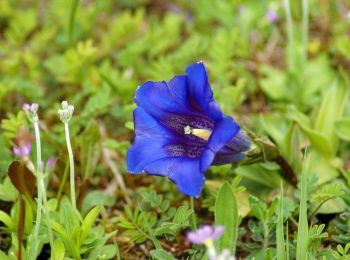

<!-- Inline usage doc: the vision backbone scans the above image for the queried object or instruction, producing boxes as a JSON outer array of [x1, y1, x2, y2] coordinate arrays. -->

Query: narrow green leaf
[[81, 205, 102, 242], [68, 0, 80, 46], [296, 153, 309, 260], [215, 182, 238, 254], [0, 210, 14, 230], [276, 183, 286, 260]]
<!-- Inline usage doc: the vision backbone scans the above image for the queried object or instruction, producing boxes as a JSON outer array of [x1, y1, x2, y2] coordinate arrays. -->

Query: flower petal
[[144, 157, 205, 197], [185, 62, 223, 121], [126, 108, 172, 173], [211, 226, 225, 240], [135, 76, 194, 121], [187, 232, 205, 244], [200, 116, 240, 171], [212, 153, 246, 165]]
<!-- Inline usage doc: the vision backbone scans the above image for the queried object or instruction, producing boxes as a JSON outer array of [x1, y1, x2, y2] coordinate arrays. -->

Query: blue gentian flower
[[127, 62, 250, 197]]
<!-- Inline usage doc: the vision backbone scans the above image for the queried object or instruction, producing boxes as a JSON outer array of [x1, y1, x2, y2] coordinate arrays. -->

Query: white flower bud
[[58, 101, 74, 123], [23, 102, 39, 123]]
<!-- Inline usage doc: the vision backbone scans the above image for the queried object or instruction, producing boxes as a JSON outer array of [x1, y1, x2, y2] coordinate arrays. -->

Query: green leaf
[[235, 164, 280, 190], [52, 239, 65, 260], [79, 120, 102, 180], [298, 125, 333, 158], [315, 77, 349, 138], [58, 197, 81, 233], [150, 249, 175, 260], [0, 210, 14, 230], [51, 219, 80, 259], [0, 177, 18, 202], [215, 182, 238, 254], [334, 118, 350, 141], [260, 65, 288, 100], [312, 183, 345, 205], [81, 191, 114, 216], [0, 250, 10, 260], [249, 195, 267, 221], [81, 205, 102, 242], [88, 244, 117, 260]]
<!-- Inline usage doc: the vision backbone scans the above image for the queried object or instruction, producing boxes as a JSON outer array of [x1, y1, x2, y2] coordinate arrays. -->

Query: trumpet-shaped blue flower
[[127, 62, 250, 197]]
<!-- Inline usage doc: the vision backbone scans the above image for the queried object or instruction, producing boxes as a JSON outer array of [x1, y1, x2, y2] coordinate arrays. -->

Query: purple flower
[[187, 225, 224, 244], [266, 10, 278, 23], [13, 143, 31, 157], [22, 103, 39, 123], [46, 157, 56, 171], [126, 62, 250, 197]]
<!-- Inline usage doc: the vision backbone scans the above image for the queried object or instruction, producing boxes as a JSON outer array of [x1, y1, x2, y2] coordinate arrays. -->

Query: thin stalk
[[137, 200, 162, 249], [286, 221, 290, 260], [302, 0, 309, 65], [283, 0, 295, 71], [64, 122, 76, 209], [33, 122, 55, 259], [276, 182, 286, 259], [56, 161, 69, 207], [32, 122, 43, 258], [296, 151, 309, 260], [308, 199, 330, 221], [190, 197, 197, 230], [262, 221, 269, 249]]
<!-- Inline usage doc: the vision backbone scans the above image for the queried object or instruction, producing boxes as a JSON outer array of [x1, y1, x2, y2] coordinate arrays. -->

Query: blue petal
[[225, 130, 251, 153], [135, 76, 194, 120], [144, 157, 205, 197], [185, 62, 223, 121], [126, 107, 172, 174], [200, 116, 240, 171], [212, 153, 246, 165]]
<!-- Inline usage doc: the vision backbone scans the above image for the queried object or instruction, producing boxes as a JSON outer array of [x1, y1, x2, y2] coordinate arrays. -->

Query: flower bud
[[58, 101, 74, 123]]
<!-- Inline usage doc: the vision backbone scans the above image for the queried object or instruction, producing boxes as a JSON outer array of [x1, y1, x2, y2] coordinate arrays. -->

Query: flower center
[[184, 125, 212, 141]]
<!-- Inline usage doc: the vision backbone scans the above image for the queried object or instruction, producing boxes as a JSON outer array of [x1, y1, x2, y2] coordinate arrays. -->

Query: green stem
[[56, 161, 69, 207], [40, 181, 56, 259], [308, 199, 330, 221], [64, 122, 76, 209], [302, 0, 309, 65], [33, 122, 55, 259], [263, 221, 269, 249], [283, 0, 295, 71], [190, 197, 197, 230]]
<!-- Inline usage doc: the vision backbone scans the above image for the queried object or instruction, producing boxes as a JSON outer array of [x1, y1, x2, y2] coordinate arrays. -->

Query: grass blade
[[68, 0, 80, 46], [296, 151, 309, 260], [276, 182, 286, 260]]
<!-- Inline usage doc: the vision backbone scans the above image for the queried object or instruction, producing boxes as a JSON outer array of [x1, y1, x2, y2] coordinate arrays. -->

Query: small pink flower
[[266, 10, 278, 23], [13, 143, 31, 157], [187, 225, 224, 244], [46, 157, 56, 171]]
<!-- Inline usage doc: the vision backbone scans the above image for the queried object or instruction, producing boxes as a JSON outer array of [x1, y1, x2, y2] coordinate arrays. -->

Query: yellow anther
[[184, 125, 212, 141]]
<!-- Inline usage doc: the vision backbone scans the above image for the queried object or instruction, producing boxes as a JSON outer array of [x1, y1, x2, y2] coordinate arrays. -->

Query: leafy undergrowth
[[0, 0, 350, 259]]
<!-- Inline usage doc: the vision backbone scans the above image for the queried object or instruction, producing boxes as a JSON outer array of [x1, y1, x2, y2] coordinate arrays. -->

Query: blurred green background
[[0, 0, 350, 258]]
